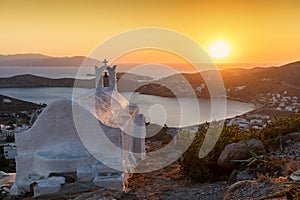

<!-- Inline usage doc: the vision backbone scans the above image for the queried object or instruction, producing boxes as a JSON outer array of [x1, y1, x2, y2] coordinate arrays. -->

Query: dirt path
[[127, 162, 227, 200]]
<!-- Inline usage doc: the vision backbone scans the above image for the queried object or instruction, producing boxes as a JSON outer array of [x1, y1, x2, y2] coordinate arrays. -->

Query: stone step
[[93, 175, 123, 191]]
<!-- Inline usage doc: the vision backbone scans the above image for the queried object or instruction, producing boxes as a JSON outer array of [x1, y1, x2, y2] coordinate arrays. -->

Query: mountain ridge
[[0, 54, 101, 67]]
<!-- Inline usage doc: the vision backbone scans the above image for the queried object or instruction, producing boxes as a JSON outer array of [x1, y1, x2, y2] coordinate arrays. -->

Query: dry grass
[[262, 156, 300, 176]]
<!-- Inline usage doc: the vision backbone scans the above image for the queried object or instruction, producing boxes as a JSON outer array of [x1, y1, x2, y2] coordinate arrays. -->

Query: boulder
[[290, 169, 300, 181], [217, 139, 266, 170], [235, 168, 257, 181]]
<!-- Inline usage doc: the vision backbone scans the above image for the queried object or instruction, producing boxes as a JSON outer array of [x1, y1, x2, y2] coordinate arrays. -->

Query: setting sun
[[209, 41, 231, 59]]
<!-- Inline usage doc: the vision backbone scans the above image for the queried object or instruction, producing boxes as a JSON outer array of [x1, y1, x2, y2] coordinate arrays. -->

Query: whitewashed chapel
[[11, 60, 146, 196]]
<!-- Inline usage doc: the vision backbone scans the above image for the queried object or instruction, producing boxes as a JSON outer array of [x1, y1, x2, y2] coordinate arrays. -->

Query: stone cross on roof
[[102, 59, 108, 66]]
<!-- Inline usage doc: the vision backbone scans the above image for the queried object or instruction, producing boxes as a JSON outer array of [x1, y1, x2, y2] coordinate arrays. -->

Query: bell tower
[[95, 59, 117, 94]]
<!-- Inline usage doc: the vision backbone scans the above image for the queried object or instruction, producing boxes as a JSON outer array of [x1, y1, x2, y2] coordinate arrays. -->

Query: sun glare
[[209, 41, 231, 59]]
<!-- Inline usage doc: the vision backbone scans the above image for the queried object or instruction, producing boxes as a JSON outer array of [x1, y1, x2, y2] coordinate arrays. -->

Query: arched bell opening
[[102, 70, 109, 88]]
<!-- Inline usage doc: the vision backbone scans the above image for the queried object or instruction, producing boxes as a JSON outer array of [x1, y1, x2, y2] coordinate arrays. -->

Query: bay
[[0, 87, 255, 127]]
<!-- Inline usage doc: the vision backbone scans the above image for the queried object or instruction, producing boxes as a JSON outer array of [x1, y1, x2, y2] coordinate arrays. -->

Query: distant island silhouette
[[0, 60, 299, 104]]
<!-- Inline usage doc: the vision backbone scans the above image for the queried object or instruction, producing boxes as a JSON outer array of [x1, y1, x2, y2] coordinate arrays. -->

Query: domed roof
[[75, 90, 137, 129]]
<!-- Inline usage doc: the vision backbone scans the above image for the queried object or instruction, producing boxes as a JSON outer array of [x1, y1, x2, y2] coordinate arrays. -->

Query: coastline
[[0, 85, 295, 131]]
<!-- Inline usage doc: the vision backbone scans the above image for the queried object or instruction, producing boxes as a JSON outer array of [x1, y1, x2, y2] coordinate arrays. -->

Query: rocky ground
[[1, 130, 299, 200], [127, 161, 227, 200], [124, 130, 300, 200]]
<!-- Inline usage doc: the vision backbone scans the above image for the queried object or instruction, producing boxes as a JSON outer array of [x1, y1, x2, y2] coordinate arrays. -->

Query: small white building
[[260, 115, 270, 120], [11, 60, 146, 196], [227, 118, 248, 126], [3, 143, 17, 159], [239, 123, 249, 130], [285, 106, 294, 112], [278, 102, 285, 108], [252, 125, 262, 130], [195, 84, 206, 92], [2, 98, 12, 103], [249, 119, 264, 125]]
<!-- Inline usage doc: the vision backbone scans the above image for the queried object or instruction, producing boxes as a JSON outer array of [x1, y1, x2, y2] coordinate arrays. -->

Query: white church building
[[10, 60, 146, 196]]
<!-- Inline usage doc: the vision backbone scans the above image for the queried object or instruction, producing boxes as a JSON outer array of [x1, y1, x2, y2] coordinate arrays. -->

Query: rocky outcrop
[[217, 139, 266, 170]]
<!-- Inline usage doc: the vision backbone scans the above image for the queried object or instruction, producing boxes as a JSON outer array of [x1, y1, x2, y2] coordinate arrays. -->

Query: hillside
[[137, 61, 300, 102], [221, 61, 300, 100], [0, 94, 43, 114]]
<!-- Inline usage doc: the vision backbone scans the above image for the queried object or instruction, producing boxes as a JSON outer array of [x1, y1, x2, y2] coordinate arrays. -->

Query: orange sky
[[1, 0, 300, 68]]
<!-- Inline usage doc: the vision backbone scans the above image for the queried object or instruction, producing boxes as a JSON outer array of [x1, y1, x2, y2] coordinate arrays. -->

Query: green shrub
[[181, 124, 257, 181], [262, 112, 300, 151], [180, 112, 300, 181]]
